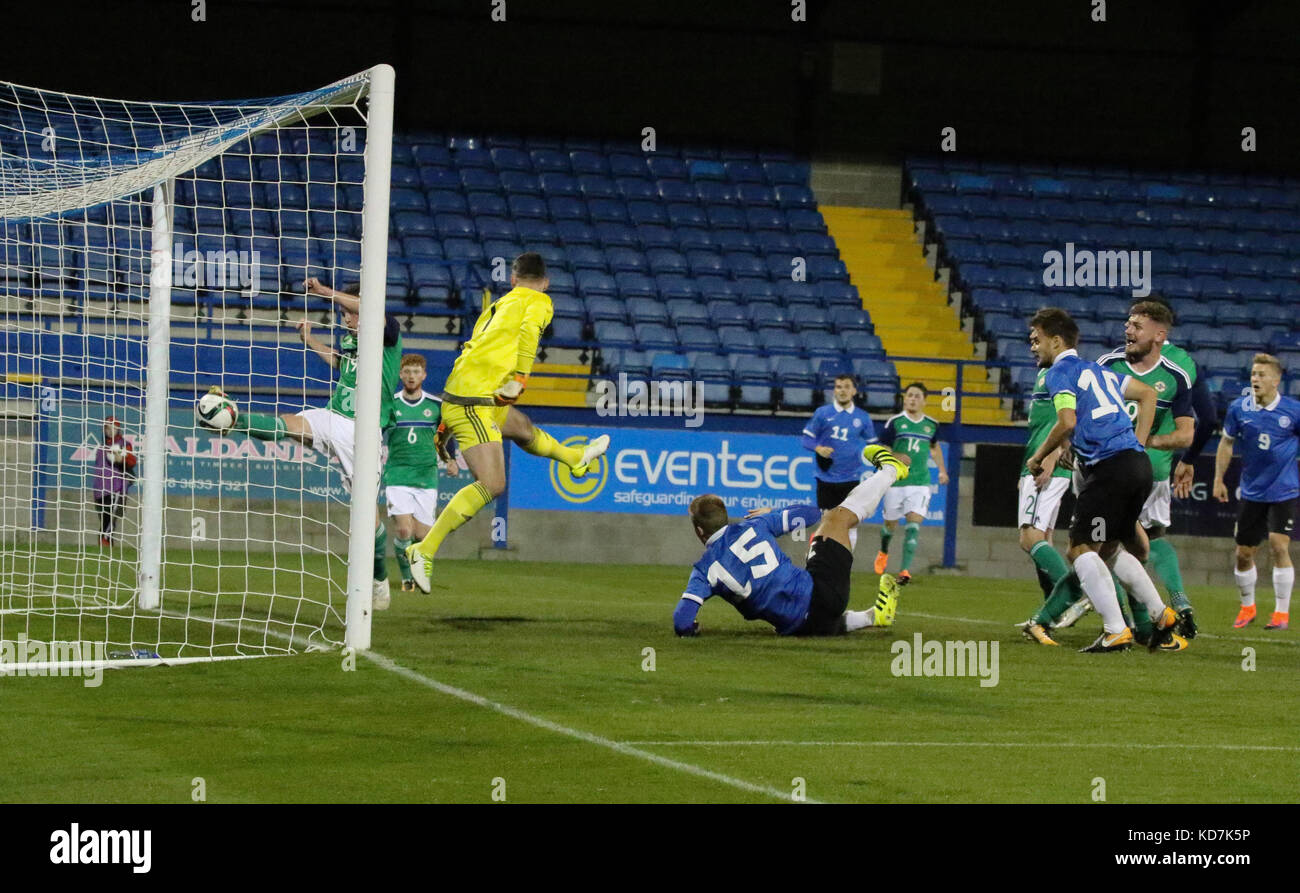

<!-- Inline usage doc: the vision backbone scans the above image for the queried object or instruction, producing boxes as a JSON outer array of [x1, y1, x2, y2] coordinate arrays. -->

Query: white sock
[[1234, 566, 1257, 607], [1273, 566, 1294, 615], [844, 608, 874, 631], [840, 466, 898, 522], [848, 527, 858, 552], [1112, 551, 1165, 617], [1074, 551, 1126, 634]]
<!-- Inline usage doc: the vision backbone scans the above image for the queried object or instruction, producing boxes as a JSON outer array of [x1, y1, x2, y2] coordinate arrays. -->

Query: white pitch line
[[906, 610, 1299, 646], [620, 740, 1300, 753], [185, 610, 805, 802], [361, 649, 812, 804]]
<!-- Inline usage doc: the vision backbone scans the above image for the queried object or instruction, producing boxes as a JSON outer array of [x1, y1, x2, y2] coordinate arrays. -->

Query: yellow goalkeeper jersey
[[443, 285, 553, 402]]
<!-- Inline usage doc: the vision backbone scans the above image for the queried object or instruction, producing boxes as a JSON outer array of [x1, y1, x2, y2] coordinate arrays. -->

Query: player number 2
[[1076, 368, 1126, 420]]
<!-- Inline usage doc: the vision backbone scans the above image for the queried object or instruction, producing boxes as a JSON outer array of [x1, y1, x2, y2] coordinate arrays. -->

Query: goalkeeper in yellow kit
[[405, 252, 609, 591]]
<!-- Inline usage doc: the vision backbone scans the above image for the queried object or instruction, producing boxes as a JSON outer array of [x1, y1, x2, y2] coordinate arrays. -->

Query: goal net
[[0, 66, 394, 669]]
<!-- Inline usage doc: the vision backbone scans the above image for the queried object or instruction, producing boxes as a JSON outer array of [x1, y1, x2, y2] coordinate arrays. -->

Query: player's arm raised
[[293, 318, 339, 369], [305, 276, 360, 313], [1123, 377, 1157, 446]]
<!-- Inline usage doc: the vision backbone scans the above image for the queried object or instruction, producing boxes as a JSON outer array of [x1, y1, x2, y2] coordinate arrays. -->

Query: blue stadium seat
[[578, 175, 619, 200], [547, 318, 585, 343], [772, 356, 817, 388], [675, 228, 716, 251], [635, 323, 678, 350], [609, 154, 650, 179], [667, 299, 710, 327], [556, 220, 597, 245], [614, 271, 656, 298], [568, 245, 608, 271], [587, 199, 629, 224], [760, 330, 802, 356], [707, 299, 748, 328], [668, 203, 708, 228], [596, 222, 640, 248], [627, 200, 667, 226], [575, 270, 617, 297], [476, 217, 516, 242], [647, 249, 688, 276], [594, 320, 636, 348], [746, 207, 788, 231], [831, 307, 873, 332], [748, 301, 790, 331], [842, 332, 885, 357], [678, 325, 721, 352], [714, 229, 758, 253], [690, 353, 732, 385], [655, 275, 700, 301], [648, 157, 689, 180], [720, 327, 761, 355], [627, 297, 668, 325], [652, 353, 693, 381]]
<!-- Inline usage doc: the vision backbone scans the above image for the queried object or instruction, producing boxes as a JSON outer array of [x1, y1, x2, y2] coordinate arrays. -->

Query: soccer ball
[[197, 389, 238, 432]]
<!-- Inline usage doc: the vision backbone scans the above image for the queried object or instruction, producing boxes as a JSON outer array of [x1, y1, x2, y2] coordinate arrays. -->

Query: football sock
[[1073, 551, 1126, 634], [1234, 566, 1257, 607], [373, 523, 388, 582], [394, 536, 414, 582], [844, 608, 874, 631], [879, 528, 893, 554], [900, 522, 920, 571], [521, 426, 584, 468], [1147, 537, 1190, 611], [1029, 540, 1070, 588], [234, 412, 287, 441], [1113, 550, 1164, 620], [840, 465, 897, 523], [415, 482, 494, 558], [1035, 566, 1054, 598], [1033, 570, 1083, 624], [1274, 566, 1294, 615], [848, 528, 857, 551]]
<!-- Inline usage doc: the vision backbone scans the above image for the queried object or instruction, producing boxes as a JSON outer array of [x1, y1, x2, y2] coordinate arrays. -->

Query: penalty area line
[[361, 649, 812, 804]]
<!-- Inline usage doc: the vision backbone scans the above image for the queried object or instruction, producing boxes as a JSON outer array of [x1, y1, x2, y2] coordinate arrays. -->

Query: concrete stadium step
[[822, 204, 1014, 424]]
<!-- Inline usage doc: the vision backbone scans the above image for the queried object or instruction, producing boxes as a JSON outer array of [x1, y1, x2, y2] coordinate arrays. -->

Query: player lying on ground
[[1021, 307, 1187, 653], [198, 278, 401, 609], [406, 253, 609, 592], [673, 445, 908, 638], [801, 373, 877, 552], [873, 382, 948, 582], [385, 354, 442, 591], [1215, 353, 1298, 631]]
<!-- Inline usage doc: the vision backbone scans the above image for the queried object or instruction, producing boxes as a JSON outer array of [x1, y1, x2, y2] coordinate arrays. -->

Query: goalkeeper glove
[[434, 421, 454, 465], [493, 372, 528, 406]]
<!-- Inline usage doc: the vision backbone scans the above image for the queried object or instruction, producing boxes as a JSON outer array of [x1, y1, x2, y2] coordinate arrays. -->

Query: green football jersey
[[883, 412, 940, 487], [1021, 367, 1074, 478], [1161, 340, 1199, 386], [384, 391, 442, 489], [1097, 347, 1193, 480], [327, 318, 404, 427]]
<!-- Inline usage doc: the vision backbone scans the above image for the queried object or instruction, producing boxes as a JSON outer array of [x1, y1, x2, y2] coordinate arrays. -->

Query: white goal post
[[0, 65, 394, 667]]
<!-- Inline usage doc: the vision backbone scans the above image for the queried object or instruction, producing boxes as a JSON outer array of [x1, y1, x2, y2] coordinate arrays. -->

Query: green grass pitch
[[0, 559, 1296, 803]]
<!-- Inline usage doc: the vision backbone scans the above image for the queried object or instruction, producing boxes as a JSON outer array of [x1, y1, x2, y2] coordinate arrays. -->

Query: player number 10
[[1076, 368, 1127, 420]]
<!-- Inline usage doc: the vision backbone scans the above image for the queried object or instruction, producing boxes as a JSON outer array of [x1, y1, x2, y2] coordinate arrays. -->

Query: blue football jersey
[[674, 505, 824, 636], [1043, 349, 1143, 465], [801, 403, 877, 483], [1223, 393, 1300, 503]]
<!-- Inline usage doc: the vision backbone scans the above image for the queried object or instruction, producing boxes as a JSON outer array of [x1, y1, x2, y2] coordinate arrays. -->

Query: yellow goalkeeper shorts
[[441, 402, 508, 450]]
